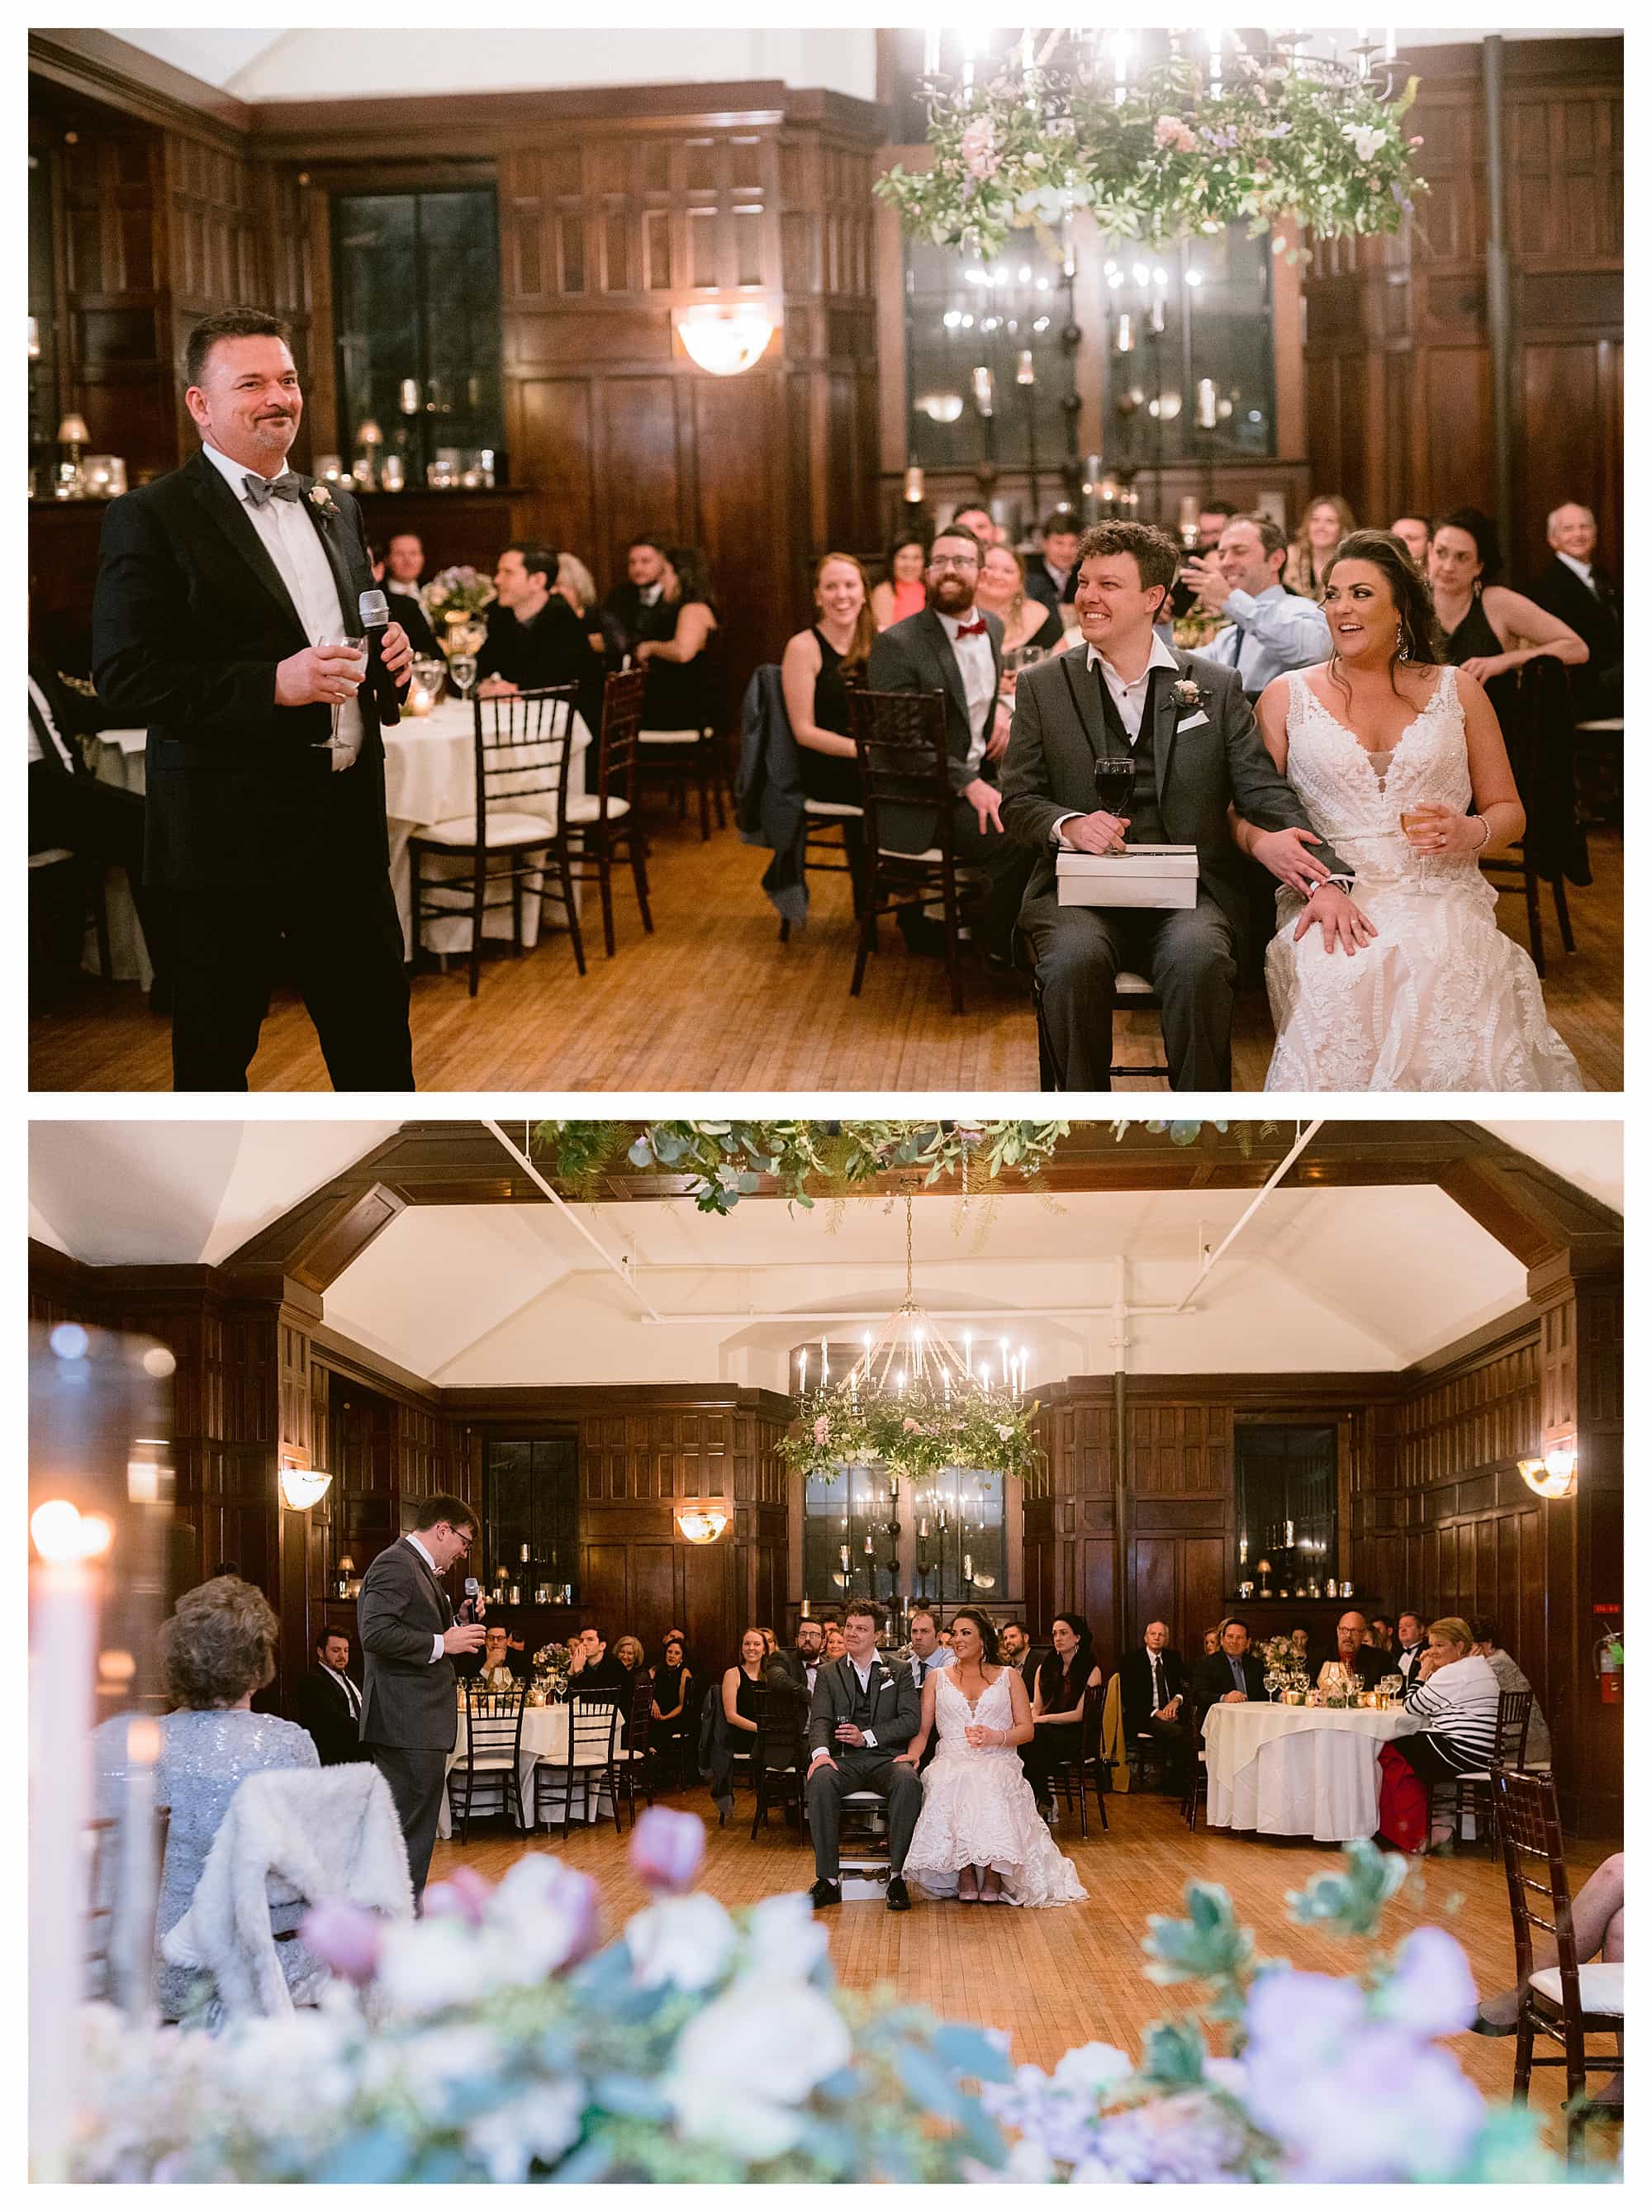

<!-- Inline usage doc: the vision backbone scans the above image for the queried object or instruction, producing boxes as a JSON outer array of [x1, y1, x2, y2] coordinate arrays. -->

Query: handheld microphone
[[358, 587, 402, 726], [459, 1574, 483, 1623]]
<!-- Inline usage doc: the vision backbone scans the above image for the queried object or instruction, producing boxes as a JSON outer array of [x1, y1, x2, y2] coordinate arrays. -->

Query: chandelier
[[781, 1196, 1037, 1485]]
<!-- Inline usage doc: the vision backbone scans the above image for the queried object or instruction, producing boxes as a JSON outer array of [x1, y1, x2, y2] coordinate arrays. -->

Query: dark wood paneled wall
[[1303, 36, 1622, 582]]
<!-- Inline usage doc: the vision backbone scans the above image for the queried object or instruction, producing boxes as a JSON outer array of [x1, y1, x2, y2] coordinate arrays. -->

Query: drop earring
[[1397, 624, 1409, 662]]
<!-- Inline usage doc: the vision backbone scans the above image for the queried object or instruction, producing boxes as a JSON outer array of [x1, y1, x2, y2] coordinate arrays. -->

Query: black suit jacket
[[292, 1664, 373, 1765], [91, 446, 401, 892], [1023, 558, 1073, 615], [476, 597, 600, 695], [358, 1536, 459, 1754], [1120, 1645, 1190, 1735], [601, 581, 673, 657], [865, 605, 1004, 852], [1197, 1649, 1268, 1706], [1526, 555, 1621, 715], [384, 583, 440, 657]]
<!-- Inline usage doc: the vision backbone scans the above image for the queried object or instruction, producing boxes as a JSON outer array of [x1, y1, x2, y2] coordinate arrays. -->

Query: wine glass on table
[[449, 650, 478, 705], [311, 629, 367, 752]]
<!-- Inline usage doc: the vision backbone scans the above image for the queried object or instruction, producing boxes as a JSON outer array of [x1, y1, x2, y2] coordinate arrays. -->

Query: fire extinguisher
[[1593, 1627, 1623, 1704]]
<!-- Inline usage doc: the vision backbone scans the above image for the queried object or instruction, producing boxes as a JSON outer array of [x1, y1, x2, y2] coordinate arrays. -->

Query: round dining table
[[85, 693, 591, 974], [436, 1697, 616, 1839], [1201, 1700, 1420, 1842]]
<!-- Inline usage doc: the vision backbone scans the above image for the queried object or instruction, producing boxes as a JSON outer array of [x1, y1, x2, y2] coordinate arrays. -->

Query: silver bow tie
[[242, 472, 302, 508]]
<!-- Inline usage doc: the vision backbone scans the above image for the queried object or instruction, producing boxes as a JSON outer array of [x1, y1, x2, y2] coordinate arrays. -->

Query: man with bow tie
[[358, 1495, 486, 1906], [805, 1599, 923, 1912], [863, 525, 1033, 967], [92, 306, 416, 1091]]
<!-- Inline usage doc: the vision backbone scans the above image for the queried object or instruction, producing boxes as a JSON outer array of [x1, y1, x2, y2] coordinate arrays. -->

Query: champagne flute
[[312, 631, 367, 751]]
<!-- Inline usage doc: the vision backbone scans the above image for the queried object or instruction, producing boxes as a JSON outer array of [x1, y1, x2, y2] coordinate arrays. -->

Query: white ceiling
[[28, 1120, 1620, 1387]]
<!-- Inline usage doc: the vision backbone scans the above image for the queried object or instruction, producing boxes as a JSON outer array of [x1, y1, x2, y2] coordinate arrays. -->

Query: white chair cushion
[[639, 729, 705, 746], [29, 847, 75, 869], [563, 792, 630, 823], [1574, 719, 1623, 732], [877, 845, 943, 862], [1116, 970, 1155, 997], [805, 798, 863, 818], [1529, 1963, 1623, 2015], [843, 1790, 885, 1804], [455, 1755, 517, 1772], [415, 810, 557, 847]]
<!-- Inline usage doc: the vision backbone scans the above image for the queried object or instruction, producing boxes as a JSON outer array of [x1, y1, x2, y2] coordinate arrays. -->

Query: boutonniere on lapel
[[1172, 676, 1208, 711], [307, 483, 338, 520]]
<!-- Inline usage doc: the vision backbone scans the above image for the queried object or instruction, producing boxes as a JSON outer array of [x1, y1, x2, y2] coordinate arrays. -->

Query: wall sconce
[[675, 1498, 730, 1545], [673, 304, 776, 377], [279, 1462, 333, 1510], [1518, 1445, 1577, 1501]]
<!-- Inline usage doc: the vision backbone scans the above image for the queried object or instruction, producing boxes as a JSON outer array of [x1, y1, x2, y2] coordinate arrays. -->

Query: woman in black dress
[[636, 545, 719, 732], [711, 1626, 769, 1820], [779, 552, 876, 808], [1427, 509, 1585, 701], [1024, 1612, 1103, 1814], [650, 1628, 693, 1787]]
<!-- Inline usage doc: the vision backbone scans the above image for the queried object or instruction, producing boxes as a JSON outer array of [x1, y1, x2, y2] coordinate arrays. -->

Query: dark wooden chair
[[638, 645, 729, 842], [1450, 1687, 1533, 1850], [1489, 1766, 1624, 2165], [408, 683, 584, 995], [847, 685, 977, 1013], [748, 1689, 809, 1840], [87, 1802, 173, 2007], [1479, 654, 1579, 979], [535, 1690, 623, 1839], [564, 667, 654, 956], [1181, 1698, 1208, 1832], [615, 1676, 658, 1827], [778, 800, 868, 943], [1042, 1683, 1112, 1838], [29, 846, 113, 998], [449, 1678, 529, 1843]]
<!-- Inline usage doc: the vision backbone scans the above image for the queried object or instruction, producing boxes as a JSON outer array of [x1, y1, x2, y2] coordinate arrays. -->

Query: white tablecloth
[[1202, 1702, 1420, 1842], [86, 695, 591, 970], [436, 1701, 615, 1839]]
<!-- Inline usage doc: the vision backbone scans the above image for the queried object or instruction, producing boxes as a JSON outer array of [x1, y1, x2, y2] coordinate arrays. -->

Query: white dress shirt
[[402, 1531, 450, 1663], [1201, 582, 1332, 693], [809, 1652, 885, 1764], [936, 606, 996, 773], [321, 1662, 362, 1719], [1051, 631, 1180, 845], [27, 674, 77, 770], [200, 439, 363, 768], [1555, 549, 1601, 597]]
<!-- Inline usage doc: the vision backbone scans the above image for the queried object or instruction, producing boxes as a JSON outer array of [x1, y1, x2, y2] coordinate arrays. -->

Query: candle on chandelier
[[1208, 28, 1222, 92], [961, 31, 976, 93], [1197, 378, 1218, 430], [798, 1348, 808, 1393], [896, 1370, 906, 1398], [963, 1552, 974, 1581], [865, 1534, 875, 1556], [963, 1331, 973, 1379], [919, 1518, 929, 1537], [942, 1367, 951, 1405], [1113, 33, 1131, 107], [820, 1335, 828, 1386], [840, 1543, 851, 1570], [801, 1595, 811, 1619]]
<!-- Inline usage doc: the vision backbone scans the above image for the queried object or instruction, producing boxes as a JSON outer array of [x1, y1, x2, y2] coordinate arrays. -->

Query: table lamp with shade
[[354, 419, 382, 489], [55, 412, 90, 497]]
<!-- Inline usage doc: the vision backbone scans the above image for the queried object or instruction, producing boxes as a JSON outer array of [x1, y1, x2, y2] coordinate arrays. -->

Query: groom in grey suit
[[1000, 520, 1366, 1089], [358, 1494, 485, 1903], [805, 1599, 923, 1911]]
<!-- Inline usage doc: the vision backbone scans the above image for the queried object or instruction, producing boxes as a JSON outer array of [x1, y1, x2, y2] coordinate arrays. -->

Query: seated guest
[[1472, 1849, 1621, 2094], [823, 1622, 847, 1662], [870, 531, 930, 629], [95, 1576, 319, 2023], [779, 552, 876, 809], [374, 531, 439, 655], [1316, 1610, 1388, 1691], [1427, 508, 1587, 695], [768, 1615, 825, 1712], [551, 552, 626, 732], [601, 534, 672, 657], [614, 1633, 645, 1678], [805, 1599, 922, 1912], [938, 1627, 956, 1650], [905, 1607, 957, 1686], [1395, 1611, 1427, 1686], [1023, 514, 1082, 619], [1368, 1613, 1394, 1653], [998, 1621, 1033, 1675], [951, 502, 1004, 548], [711, 1626, 770, 1819], [975, 543, 1067, 659], [1170, 500, 1238, 618], [1376, 1616, 1500, 1852], [468, 1622, 523, 1691], [1202, 1623, 1222, 1659], [1469, 1616, 1553, 1766], [1198, 1616, 1267, 1706], [1389, 515, 1432, 569], [28, 648, 171, 1007], [635, 546, 719, 733], [566, 1623, 629, 1700], [1025, 1612, 1104, 1814], [476, 540, 600, 701], [292, 1627, 371, 1765], [650, 1629, 694, 1782], [1284, 492, 1357, 598], [1526, 502, 1621, 720], [1180, 515, 1333, 697], [1119, 1618, 1193, 1789], [1287, 1621, 1313, 1668]]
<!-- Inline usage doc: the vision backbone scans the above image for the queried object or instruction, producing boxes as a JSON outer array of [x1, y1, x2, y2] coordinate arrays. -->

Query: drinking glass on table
[[449, 652, 478, 703], [311, 630, 367, 751]]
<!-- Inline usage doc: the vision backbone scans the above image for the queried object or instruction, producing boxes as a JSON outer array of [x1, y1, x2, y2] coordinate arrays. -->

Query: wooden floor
[[433, 1780, 1621, 2157], [29, 807, 1623, 1094]]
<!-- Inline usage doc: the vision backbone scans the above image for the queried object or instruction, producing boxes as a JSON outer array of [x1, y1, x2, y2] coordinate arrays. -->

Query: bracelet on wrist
[[1472, 815, 1492, 852]]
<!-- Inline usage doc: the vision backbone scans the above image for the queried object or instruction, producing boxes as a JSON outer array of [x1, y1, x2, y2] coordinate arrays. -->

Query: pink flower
[[423, 1864, 493, 1929], [960, 116, 999, 179], [1155, 116, 1198, 154], [631, 1804, 706, 1893], [903, 1417, 921, 1433], [1410, 135, 1426, 148], [300, 1895, 386, 1983], [813, 1416, 830, 1445]]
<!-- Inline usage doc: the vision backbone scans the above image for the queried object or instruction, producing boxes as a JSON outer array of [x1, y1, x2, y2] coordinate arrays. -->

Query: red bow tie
[[952, 618, 988, 638]]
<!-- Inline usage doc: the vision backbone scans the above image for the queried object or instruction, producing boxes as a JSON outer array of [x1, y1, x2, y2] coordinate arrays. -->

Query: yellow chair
[[1101, 1672, 1130, 1794]]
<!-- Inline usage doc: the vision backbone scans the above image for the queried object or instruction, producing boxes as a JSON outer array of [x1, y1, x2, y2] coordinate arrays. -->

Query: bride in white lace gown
[[900, 1612, 1086, 1907], [1235, 534, 1583, 1092]]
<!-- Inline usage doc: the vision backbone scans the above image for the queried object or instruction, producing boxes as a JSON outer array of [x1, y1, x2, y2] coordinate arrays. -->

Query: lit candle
[[919, 1519, 929, 1538], [1017, 349, 1035, 386], [923, 28, 940, 78], [520, 1544, 530, 1563], [801, 1596, 811, 1620], [1384, 27, 1398, 63], [799, 1348, 809, 1393], [961, 31, 976, 93], [1197, 378, 1218, 430], [1117, 313, 1133, 354], [942, 1368, 951, 1404], [865, 1534, 875, 1556], [841, 1543, 851, 1570], [964, 1332, 973, 1379], [112, 1714, 161, 2015], [964, 1552, 973, 1581], [896, 1370, 906, 1398], [820, 1336, 829, 1387], [1113, 33, 1131, 107]]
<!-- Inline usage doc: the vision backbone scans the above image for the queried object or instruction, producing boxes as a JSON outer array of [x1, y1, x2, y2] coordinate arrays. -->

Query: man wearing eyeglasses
[[864, 525, 1033, 969], [358, 1494, 485, 1906]]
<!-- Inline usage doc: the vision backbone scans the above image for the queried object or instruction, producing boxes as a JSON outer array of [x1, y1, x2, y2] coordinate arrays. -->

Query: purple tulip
[[630, 1805, 705, 1893], [300, 1896, 385, 1984], [423, 1865, 493, 1929]]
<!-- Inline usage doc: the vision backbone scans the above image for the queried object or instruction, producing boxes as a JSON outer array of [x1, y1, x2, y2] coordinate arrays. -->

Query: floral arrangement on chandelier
[[782, 1368, 1038, 1488], [876, 36, 1426, 259]]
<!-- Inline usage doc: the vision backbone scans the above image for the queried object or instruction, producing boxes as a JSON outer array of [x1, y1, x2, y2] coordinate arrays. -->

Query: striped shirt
[[1402, 1651, 1502, 1773]]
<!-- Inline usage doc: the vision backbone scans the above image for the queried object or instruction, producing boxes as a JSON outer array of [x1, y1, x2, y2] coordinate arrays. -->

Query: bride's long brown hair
[[1323, 529, 1445, 713], [949, 1607, 1000, 1665]]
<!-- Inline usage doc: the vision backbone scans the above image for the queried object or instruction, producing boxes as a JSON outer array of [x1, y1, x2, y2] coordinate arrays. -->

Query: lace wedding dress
[[1264, 666, 1584, 1091], [903, 1668, 1087, 1906]]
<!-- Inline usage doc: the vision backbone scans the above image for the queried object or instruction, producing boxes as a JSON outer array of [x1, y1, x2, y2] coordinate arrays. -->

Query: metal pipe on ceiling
[[1171, 1119, 1323, 1314], [481, 1118, 663, 1323]]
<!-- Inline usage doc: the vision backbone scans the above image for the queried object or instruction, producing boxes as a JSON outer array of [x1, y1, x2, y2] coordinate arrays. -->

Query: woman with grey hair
[[95, 1575, 319, 2023]]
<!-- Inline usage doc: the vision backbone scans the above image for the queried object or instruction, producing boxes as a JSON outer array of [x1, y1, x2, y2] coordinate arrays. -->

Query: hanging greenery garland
[[876, 43, 1425, 260], [781, 1380, 1038, 1487]]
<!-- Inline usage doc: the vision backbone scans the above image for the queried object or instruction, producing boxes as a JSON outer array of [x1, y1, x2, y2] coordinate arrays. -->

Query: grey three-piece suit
[[805, 1653, 923, 1884]]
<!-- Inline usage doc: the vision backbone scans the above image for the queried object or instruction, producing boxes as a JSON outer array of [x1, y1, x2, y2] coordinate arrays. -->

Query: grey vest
[[1095, 663, 1168, 846]]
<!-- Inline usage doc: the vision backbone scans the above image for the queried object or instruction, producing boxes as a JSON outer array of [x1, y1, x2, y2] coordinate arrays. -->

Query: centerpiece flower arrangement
[[1319, 1661, 1360, 1707], [63, 1820, 1608, 2182], [425, 565, 496, 622], [532, 1642, 572, 1702], [877, 37, 1426, 260]]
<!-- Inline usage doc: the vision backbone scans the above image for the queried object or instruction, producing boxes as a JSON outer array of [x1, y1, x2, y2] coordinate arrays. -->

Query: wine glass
[[449, 652, 478, 703], [312, 631, 367, 751], [1093, 757, 1134, 822]]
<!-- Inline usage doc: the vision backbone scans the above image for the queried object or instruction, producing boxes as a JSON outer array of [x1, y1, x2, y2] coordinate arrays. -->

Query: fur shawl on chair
[[162, 1762, 413, 2019]]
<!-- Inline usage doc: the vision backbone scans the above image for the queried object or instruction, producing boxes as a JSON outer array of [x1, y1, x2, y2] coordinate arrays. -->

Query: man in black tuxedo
[[1395, 1610, 1428, 1687], [374, 531, 440, 657], [1023, 515, 1081, 619], [767, 1614, 825, 1715], [1000, 520, 1365, 1089], [864, 525, 1034, 966], [805, 1600, 922, 1911], [1119, 1618, 1194, 1787], [292, 1627, 372, 1765], [601, 535, 674, 657], [1196, 1616, 1268, 1707], [476, 542, 597, 698], [1313, 1610, 1389, 1691], [358, 1495, 485, 1904], [92, 306, 416, 1092], [1527, 503, 1621, 720], [28, 648, 171, 1004]]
